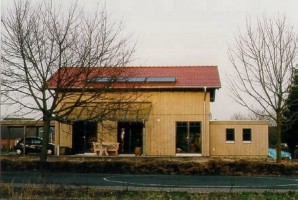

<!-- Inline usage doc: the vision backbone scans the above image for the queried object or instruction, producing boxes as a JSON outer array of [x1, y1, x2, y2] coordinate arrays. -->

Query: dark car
[[15, 136, 55, 155]]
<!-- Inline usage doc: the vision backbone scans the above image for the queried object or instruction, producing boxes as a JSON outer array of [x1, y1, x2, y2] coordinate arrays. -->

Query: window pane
[[7, 127, 23, 139], [177, 122, 187, 127], [189, 122, 201, 153], [26, 127, 38, 137], [226, 129, 235, 142], [243, 128, 251, 141], [176, 122, 188, 152], [176, 121, 201, 153], [189, 122, 200, 127]]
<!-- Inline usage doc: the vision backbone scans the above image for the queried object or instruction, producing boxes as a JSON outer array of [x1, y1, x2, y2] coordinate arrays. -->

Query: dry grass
[[1, 155, 298, 176], [0, 183, 297, 199]]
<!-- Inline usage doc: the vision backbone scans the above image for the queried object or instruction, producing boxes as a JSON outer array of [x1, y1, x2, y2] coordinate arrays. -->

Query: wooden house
[[48, 66, 268, 157]]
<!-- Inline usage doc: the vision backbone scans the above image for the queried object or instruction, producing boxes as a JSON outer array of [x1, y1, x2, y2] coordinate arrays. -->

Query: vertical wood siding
[[145, 91, 210, 156], [56, 91, 211, 156], [209, 121, 268, 157]]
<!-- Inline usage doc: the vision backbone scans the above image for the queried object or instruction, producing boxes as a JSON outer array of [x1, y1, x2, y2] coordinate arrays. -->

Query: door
[[72, 121, 97, 154], [117, 122, 143, 154]]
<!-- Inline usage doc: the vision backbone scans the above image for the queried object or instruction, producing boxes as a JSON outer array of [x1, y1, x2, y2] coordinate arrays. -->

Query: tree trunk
[[276, 111, 282, 163], [40, 116, 51, 162]]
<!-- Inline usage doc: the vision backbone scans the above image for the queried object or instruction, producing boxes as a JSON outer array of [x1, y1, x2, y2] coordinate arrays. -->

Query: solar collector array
[[87, 77, 176, 83]]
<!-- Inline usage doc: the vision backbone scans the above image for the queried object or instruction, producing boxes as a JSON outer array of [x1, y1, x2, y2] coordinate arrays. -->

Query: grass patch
[[0, 183, 297, 199]]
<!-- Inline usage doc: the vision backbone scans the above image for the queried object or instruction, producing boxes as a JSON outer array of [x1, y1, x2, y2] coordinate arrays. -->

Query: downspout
[[203, 87, 207, 156]]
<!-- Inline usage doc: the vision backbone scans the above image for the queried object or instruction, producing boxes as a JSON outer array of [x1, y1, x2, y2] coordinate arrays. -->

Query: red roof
[[47, 66, 221, 89]]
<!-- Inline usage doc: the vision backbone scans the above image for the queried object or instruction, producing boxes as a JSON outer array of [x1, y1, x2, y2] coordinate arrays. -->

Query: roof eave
[[48, 85, 221, 90]]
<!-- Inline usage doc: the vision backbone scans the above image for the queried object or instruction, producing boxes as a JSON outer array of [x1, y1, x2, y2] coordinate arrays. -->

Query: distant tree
[[230, 110, 274, 125], [1, 0, 136, 162], [228, 16, 297, 162], [283, 68, 298, 157]]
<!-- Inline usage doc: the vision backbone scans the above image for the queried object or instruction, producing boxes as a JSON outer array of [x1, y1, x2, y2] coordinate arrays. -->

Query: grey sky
[[2, 0, 298, 119], [97, 0, 298, 119]]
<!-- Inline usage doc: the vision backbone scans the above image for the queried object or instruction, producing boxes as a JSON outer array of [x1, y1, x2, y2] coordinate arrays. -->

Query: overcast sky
[[2, 0, 298, 120], [94, 0, 298, 120]]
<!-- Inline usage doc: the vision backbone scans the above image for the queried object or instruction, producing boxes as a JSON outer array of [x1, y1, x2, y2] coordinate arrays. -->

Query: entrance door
[[72, 121, 97, 154], [117, 122, 143, 154]]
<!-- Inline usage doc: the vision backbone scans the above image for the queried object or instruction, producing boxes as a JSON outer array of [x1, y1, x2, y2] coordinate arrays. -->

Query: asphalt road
[[1, 172, 298, 192]]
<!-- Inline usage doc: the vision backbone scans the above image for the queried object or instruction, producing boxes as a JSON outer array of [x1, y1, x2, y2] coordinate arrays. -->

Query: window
[[243, 128, 252, 142], [176, 122, 201, 153], [226, 129, 235, 142]]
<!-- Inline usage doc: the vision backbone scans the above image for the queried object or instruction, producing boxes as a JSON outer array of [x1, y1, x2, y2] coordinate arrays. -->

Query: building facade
[[49, 66, 268, 157]]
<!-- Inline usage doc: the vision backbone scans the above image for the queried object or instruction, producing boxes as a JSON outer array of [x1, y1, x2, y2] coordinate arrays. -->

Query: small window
[[243, 128, 252, 142], [226, 128, 235, 142]]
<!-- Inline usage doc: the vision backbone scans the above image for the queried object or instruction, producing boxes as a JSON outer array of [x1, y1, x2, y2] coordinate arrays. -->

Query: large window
[[226, 128, 235, 142], [176, 122, 201, 153], [242, 128, 252, 142]]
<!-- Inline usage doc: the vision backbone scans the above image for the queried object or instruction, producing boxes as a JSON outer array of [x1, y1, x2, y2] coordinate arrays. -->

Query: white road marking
[[103, 175, 298, 188]]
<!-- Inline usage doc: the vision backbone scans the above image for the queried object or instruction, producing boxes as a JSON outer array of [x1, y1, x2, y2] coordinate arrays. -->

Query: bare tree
[[228, 16, 297, 162], [230, 110, 274, 125], [1, 0, 137, 162]]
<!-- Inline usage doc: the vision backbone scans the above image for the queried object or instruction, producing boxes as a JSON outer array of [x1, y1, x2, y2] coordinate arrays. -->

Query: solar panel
[[88, 77, 146, 83], [127, 77, 146, 82], [146, 77, 176, 83], [87, 77, 111, 83], [88, 77, 176, 83]]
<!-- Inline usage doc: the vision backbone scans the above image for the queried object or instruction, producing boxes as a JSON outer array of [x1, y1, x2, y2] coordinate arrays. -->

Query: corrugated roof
[[47, 66, 221, 89]]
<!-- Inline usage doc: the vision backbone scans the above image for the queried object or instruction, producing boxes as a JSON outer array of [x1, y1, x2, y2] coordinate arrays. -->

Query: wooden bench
[[93, 142, 119, 156]]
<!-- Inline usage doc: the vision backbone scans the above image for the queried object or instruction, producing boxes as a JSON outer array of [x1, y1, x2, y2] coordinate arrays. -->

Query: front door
[[72, 121, 97, 154], [117, 122, 143, 154]]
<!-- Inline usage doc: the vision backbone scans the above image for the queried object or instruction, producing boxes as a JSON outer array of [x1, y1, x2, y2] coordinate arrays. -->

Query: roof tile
[[48, 66, 221, 89]]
